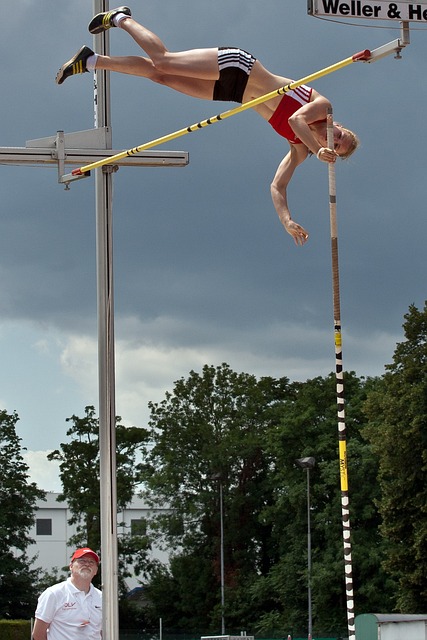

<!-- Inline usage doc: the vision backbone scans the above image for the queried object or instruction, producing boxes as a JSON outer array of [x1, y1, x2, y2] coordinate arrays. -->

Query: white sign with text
[[308, 0, 427, 21]]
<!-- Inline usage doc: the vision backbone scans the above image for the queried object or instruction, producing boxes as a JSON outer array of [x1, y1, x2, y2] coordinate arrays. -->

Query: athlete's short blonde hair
[[336, 124, 360, 159]]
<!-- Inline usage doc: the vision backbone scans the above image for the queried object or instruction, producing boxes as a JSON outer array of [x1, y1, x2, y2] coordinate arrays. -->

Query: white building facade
[[28, 492, 170, 590]]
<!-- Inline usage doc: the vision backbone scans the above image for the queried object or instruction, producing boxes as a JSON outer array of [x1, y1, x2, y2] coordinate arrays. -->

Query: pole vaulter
[[66, 39, 403, 181]]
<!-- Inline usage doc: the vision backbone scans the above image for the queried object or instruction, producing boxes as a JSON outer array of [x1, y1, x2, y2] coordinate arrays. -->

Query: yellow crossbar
[[71, 48, 371, 176]]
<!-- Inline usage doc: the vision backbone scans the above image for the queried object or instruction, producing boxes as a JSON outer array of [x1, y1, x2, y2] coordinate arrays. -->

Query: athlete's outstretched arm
[[270, 144, 310, 246]]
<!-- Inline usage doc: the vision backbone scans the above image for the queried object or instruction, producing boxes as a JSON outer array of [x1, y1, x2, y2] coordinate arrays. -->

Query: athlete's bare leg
[[95, 53, 216, 99], [118, 17, 220, 79]]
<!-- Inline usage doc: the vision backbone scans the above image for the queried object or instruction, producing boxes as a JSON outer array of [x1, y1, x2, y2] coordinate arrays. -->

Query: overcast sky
[[1, 1, 426, 491]]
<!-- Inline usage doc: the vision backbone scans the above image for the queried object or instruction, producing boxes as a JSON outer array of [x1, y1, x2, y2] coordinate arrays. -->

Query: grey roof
[[371, 614, 427, 623]]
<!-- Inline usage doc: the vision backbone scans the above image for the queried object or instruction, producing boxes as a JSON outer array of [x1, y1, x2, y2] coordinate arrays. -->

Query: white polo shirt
[[35, 577, 102, 640]]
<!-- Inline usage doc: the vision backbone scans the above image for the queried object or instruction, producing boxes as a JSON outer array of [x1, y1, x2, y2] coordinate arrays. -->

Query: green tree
[[0, 409, 45, 618], [364, 301, 427, 611], [140, 365, 393, 635], [47, 406, 153, 594], [143, 363, 291, 632]]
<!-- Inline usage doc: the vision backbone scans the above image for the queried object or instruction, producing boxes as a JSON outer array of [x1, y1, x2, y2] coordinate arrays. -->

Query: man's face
[[70, 555, 99, 580]]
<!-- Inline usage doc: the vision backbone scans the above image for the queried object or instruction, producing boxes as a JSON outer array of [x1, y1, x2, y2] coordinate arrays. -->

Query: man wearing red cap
[[32, 548, 102, 640]]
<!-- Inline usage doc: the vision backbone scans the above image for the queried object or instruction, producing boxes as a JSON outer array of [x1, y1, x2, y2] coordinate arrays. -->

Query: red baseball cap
[[71, 547, 100, 564]]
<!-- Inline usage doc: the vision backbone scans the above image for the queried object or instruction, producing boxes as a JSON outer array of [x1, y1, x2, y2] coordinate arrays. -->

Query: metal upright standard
[[92, 3, 120, 639], [90, 4, 187, 637], [326, 109, 355, 640]]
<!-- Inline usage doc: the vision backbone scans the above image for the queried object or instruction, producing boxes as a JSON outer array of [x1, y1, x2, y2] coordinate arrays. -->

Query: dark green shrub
[[0, 619, 31, 640]]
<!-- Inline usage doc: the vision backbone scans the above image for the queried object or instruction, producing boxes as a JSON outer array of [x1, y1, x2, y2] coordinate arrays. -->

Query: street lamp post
[[296, 456, 316, 640], [211, 473, 225, 634], [219, 479, 225, 635]]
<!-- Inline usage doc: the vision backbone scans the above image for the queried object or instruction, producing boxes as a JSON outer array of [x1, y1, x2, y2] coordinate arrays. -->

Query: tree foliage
[[47, 406, 154, 594], [141, 363, 391, 635], [4, 301, 425, 631], [364, 301, 427, 611], [0, 409, 45, 618], [142, 363, 291, 631]]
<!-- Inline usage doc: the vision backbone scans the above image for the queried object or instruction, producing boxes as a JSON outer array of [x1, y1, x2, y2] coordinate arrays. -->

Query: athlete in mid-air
[[56, 6, 359, 246]]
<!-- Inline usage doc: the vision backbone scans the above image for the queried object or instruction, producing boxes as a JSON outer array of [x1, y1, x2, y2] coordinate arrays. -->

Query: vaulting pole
[[70, 48, 371, 177], [326, 109, 355, 640]]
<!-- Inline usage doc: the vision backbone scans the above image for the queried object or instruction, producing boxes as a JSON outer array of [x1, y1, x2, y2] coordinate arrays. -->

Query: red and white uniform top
[[268, 84, 313, 144]]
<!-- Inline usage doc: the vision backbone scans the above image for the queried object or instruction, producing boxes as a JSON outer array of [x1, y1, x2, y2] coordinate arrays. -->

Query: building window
[[131, 519, 147, 536], [36, 518, 52, 535]]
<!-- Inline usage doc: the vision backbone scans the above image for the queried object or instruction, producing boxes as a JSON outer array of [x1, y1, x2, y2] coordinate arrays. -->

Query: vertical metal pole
[[306, 468, 312, 640], [93, 1, 119, 639], [219, 481, 225, 635], [296, 457, 315, 639], [400, 21, 410, 48], [327, 109, 355, 640]]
